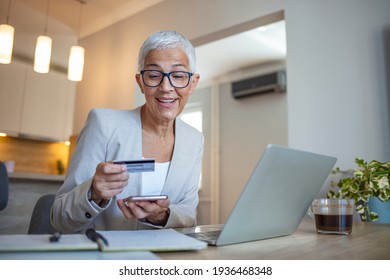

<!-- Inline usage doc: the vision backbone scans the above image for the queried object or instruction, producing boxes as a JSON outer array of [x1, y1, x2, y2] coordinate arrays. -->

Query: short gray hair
[[137, 30, 196, 73]]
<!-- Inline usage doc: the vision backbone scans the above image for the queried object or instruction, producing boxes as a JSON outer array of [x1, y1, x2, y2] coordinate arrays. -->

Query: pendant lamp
[[68, 0, 86, 82], [0, 0, 14, 64], [34, 0, 52, 73]]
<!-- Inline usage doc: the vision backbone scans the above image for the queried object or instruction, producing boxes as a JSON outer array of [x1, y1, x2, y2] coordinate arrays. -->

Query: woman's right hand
[[90, 161, 129, 203]]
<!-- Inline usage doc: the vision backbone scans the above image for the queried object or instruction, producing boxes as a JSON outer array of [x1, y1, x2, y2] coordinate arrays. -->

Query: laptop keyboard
[[186, 230, 222, 242]]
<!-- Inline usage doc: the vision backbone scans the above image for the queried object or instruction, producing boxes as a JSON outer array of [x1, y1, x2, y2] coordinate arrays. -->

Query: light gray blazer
[[51, 106, 204, 233]]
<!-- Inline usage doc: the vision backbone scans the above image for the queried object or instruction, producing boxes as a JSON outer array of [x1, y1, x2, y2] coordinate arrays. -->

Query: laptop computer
[[187, 144, 337, 246]]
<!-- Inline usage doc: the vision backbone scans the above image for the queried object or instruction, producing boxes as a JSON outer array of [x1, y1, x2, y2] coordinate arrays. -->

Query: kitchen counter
[[8, 172, 65, 182]]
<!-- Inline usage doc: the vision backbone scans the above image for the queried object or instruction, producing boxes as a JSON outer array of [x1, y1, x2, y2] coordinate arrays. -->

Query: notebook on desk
[[187, 144, 337, 246], [0, 229, 207, 253]]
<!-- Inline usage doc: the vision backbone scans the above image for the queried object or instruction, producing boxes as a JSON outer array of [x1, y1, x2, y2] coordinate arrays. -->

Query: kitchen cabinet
[[20, 65, 75, 140], [0, 60, 75, 141], [0, 61, 26, 135]]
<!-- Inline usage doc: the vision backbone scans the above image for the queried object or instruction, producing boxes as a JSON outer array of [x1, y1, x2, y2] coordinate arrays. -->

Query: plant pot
[[368, 197, 390, 223]]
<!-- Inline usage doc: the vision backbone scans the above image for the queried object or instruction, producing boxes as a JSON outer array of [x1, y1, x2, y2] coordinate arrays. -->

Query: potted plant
[[327, 158, 390, 222], [56, 159, 65, 175]]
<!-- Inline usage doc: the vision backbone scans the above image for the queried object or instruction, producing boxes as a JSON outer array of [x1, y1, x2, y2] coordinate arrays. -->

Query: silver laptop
[[187, 144, 337, 246]]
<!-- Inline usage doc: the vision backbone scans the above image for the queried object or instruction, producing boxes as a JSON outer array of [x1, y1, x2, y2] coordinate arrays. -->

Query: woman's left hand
[[117, 198, 170, 226]]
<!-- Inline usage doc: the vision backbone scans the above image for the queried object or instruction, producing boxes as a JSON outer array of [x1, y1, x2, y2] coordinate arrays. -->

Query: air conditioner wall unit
[[231, 70, 286, 99]]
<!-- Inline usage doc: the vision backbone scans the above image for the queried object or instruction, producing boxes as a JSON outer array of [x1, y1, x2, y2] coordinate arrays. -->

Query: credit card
[[113, 159, 155, 173]]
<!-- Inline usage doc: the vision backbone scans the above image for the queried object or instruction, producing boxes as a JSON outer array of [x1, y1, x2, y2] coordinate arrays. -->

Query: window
[[180, 109, 202, 133]]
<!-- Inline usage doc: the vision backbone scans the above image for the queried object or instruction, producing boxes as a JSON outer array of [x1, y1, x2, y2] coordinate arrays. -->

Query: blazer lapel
[[161, 119, 191, 199]]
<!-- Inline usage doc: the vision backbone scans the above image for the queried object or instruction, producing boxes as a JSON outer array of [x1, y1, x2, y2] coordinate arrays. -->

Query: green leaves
[[327, 157, 390, 222], [356, 203, 365, 214]]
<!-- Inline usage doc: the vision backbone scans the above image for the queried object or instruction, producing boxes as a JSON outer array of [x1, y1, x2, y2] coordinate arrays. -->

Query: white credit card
[[113, 159, 155, 173]]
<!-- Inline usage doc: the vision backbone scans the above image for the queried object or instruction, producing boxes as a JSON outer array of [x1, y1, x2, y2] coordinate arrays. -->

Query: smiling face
[[136, 48, 199, 125]]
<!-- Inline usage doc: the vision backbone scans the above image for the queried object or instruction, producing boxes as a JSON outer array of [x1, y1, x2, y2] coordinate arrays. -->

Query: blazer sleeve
[[50, 108, 110, 233]]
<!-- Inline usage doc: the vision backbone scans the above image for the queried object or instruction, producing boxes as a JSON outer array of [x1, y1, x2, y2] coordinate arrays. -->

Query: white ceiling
[[0, 0, 286, 81], [1, 0, 164, 38]]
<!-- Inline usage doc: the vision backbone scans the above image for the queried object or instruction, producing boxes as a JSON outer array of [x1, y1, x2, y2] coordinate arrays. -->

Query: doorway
[[190, 12, 287, 224]]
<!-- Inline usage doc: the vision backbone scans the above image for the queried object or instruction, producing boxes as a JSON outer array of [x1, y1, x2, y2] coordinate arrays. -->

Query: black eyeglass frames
[[140, 70, 193, 88]]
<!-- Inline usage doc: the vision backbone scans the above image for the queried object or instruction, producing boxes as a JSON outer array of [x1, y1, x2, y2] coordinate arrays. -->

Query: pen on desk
[[86, 228, 109, 251]]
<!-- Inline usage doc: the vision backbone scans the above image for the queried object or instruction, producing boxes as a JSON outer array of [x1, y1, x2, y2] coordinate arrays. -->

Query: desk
[[0, 217, 389, 260], [158, 217, 390, 260]]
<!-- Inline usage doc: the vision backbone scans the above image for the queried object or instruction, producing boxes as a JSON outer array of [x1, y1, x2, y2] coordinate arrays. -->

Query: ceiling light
[[34, 35, 52, 73], [0, 0, 15, 64], [68, 45, 85, 81], [34, 0, 52, 73], [68, 0, 86, 82]]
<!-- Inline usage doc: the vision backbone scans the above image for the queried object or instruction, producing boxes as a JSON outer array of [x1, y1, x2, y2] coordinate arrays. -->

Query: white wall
[[218, 62, 288, 222], [285, 0, 390, 169], [74, 0, 390, 223]]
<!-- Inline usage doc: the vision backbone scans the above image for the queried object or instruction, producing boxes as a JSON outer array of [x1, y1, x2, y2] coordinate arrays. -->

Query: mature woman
[[51, 30, 202, 233]]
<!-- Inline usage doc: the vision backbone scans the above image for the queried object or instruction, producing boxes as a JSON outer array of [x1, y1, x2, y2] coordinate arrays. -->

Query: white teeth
[[158, 99, 175, 103]]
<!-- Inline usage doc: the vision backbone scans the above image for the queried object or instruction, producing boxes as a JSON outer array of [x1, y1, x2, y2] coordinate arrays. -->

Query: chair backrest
[[28, 194, 57, 234], [0, 161, 9, 211]]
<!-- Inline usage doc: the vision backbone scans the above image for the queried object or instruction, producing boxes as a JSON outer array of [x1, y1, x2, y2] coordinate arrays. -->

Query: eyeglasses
[[140, 70, 193, 88]]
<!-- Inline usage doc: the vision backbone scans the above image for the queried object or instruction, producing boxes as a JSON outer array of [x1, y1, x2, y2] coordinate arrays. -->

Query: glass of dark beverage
[[310, 198, 354, 235]]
